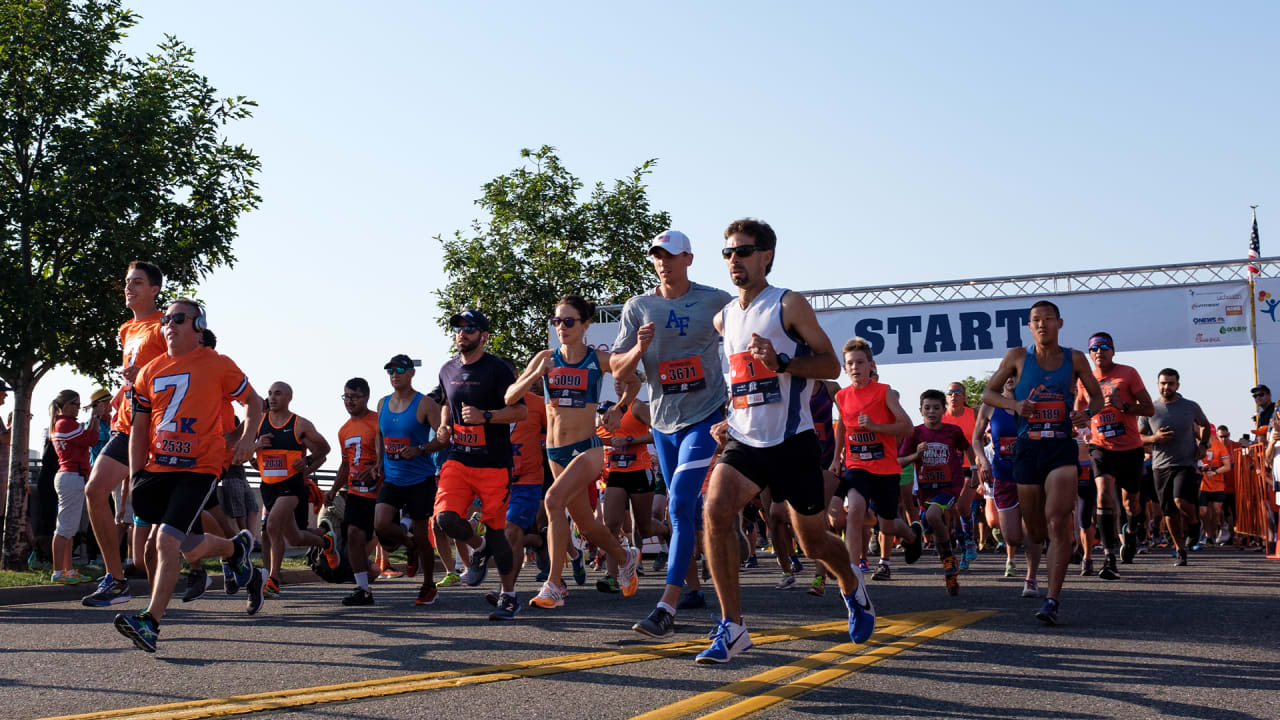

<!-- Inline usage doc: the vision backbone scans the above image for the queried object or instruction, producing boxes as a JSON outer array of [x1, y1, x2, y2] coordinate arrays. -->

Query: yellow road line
[[40, 613, 944, 720], [698, 610, 997, 720]]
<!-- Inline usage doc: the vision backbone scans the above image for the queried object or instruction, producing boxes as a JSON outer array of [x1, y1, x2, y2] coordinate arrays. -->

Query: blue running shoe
[[790, 555, 803, 574], [114, 612, 159, 653], [695, 619, 753, 664], [846, 590, 876, 643], [463, 540, 493, 586], [82, 574, 131, 607], [570, 552, 587, 586], [965, 540, 978, 562], [677, 590, 706, 610], [1036, 598, 1059, 626], [958, 553, 970, 571], [228, 530, 254, 593], [742, 555, 758, 569]]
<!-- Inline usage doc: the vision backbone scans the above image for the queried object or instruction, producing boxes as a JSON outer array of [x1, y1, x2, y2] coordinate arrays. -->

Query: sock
[[474, 534, 487, 554], [878, 558, 891, 567], [658, 601, 676, 616], [501, 590, 516, 600], [355, 571, 369, 590], [1099, 509, 1118, 553]]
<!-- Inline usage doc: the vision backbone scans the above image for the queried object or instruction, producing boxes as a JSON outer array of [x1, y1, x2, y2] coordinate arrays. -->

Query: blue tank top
[[378, 392, 437, 486], [1014, 346, 1076, 441], [544, 346, 603, 409], [989, 407, 1017, 480]]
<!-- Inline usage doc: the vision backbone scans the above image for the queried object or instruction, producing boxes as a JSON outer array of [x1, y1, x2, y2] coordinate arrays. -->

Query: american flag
[[1249, 208, 1260, 275]]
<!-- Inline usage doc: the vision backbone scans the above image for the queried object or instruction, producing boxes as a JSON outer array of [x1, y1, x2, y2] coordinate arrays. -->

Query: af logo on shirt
[[666, 310, 690, 336]]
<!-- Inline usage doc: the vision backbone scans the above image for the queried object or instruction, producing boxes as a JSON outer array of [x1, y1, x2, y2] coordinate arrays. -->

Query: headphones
[[193, 304, 207, 332]]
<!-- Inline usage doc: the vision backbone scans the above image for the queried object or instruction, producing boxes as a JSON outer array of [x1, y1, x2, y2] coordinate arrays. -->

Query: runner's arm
[[233, 388, 264, 465], [1074, 351, 1105, 418], [1128, 388, 1156, 417], [609, 304, 651, 381], [878, 388, 915, 437], [830, 413, 846, 474], [505, 350, 552, 406], [327, 458, 349, 502], [128, 406, 150, 478], [971, 405, 994, 483], [296, 418, 330, 474], [982, 348, 1023, 413], [418, 396, 450, 454], [775, 292, 839, 379]]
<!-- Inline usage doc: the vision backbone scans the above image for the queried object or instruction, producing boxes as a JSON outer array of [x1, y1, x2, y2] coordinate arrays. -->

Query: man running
[[435, 310, 528, 620], [113, 299, 265, 652], [1139, 369, 1211, 567], [255, 382, 338, 595], [373, 355, 448, 606], [83, 261, 169, 607], [1074, 331, 1155, 571], [326, 378, 381, 605], [983, 300, 1103, 625], [699, 218, 873, 664], [611, 230, 732, 639]]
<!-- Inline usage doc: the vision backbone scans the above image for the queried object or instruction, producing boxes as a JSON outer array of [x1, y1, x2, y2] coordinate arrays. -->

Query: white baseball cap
[[649, 230, 692, 256]]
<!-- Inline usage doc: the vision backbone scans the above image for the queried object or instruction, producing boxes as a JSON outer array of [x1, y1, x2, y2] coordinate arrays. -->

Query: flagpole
[[1250, 204, 1260, 386]]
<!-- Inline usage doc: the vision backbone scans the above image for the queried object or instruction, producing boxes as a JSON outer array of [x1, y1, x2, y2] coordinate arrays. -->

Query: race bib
[[154, 429, 198, 468], [383, 436, 410, 461], [1027, 400, 1069, 439], [607, 452, 637, 470], [728, 352, 781, 409], [919, 442, 952, 488], [846, 430, 885, 460], [998, 436, 1016, 461], [1092, 409, 1125, 439], [547, 367, 591, 408], [658, 357, 706, 395], [451, 423, 487, 455]]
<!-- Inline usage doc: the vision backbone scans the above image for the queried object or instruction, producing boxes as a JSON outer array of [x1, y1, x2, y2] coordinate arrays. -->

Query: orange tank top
[[597, 405, 652, 472], [255, 412, 305, 484], [835, 381, 901, 475]]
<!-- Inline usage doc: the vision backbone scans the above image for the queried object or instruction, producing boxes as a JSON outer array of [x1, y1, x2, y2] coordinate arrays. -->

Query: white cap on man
[[649, 230, 692, 256]]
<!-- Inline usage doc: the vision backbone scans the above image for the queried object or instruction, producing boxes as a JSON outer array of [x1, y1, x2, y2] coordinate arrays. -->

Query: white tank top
[[721, 285, 813, 448]]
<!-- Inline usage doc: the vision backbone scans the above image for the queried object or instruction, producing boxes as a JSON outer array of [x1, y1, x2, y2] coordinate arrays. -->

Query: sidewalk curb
[[0, 568, 322, 607]]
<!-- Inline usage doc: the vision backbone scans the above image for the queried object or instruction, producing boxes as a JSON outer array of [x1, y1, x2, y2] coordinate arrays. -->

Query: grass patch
[[0, 553, 318, 589]]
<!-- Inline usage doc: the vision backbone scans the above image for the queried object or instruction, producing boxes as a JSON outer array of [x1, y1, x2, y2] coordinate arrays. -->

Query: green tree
[[435, 145, 670, 363], [0, 0, 260, 568], [960, 375, 990, 408]]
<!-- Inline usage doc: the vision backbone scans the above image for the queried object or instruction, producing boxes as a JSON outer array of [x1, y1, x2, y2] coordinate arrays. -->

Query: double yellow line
[[41, 610, 991, 720]]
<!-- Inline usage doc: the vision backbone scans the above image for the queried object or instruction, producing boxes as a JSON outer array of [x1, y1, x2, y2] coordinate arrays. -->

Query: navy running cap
[[449, 309, 490, 332], [384, 354, 418, 370]]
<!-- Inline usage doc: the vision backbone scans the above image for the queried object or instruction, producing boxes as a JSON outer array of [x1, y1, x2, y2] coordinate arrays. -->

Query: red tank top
[[835, 381, 901, 475]]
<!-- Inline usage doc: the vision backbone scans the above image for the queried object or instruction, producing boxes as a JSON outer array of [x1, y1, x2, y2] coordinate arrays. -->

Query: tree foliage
[[0, 0, 260, 567], [435, 146, 670, 364], [959, 375, 989, 408]]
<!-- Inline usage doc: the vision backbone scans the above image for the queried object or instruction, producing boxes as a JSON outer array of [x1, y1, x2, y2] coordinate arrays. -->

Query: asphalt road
[[3, 545, 1278, 720]]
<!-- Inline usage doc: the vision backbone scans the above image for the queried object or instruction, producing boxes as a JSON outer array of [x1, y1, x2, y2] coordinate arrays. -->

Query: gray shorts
[[54, 471, 88, 539], [217, 467, 258, 518]]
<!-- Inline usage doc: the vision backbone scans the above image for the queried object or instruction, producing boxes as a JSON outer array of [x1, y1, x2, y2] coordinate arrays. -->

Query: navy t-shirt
[[439, 353, 521, 469]]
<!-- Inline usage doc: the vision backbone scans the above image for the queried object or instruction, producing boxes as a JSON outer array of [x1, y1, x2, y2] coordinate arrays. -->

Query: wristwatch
[[483, 410, 493, 423], [775, 352, 792, 373]]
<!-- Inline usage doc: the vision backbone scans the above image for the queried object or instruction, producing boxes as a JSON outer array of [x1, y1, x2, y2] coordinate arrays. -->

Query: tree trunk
[[2, 372, 34, 570]]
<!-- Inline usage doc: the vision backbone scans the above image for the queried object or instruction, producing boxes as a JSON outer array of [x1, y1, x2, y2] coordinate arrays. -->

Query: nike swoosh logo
[[685, 302, 697, 307], [725, 629, 748, 650]]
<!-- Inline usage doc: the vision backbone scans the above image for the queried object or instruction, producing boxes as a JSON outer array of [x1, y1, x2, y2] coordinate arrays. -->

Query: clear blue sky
[[13, 2, 1279, 459]]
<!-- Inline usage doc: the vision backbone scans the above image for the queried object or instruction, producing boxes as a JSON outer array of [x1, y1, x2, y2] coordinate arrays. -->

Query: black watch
[[775, 352, 791, 373], [483, 410, 493, 423]]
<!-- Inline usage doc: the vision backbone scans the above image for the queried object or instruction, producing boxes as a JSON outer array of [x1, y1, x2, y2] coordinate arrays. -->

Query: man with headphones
[[114, 298, 268, 653]]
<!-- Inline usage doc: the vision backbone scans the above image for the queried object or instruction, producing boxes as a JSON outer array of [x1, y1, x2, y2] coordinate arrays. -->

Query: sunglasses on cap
[[550, 317, 581, 328], [721, 245, 760, 259], [386, 367, 411, 375], [454, 325, 480, 335], [160, 313, 191, 326], [1089, 344, 1112, 352]]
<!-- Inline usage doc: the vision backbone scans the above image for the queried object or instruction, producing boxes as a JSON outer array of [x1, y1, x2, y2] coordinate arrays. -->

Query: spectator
[[48, 390, 100, 584], [86, 389, 113, 466], [1251, 385, 1274, 432]]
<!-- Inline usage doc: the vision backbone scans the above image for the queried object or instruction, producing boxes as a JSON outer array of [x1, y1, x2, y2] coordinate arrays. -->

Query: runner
[[898, 390, 976, 596], [255, 381, 338, 595], [435, 310, 528, 620], [493, 361, 548, 596], [324, 378, 381, 605], [597, 378, 665, 588], [1138, 368, 1212, 567], [507, 296, 640, 608], [83, 261, 169, 607], [1198, 424, 1232, 546], [974, 373, 1045, 595], [113, 299, 265, 653], [1074, 331, 1155, 572], [941, 381, 979, 568], [982, 300, 1103, 625], [610, 230, 732, 639], [829, 337, 923, 584], [373, 355, 448, 606], [698, 218, 873, 664], [770, 378, 839, 589]]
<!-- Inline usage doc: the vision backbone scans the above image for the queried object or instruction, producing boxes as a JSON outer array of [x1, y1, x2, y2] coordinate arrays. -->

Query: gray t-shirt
[[613, 282, 732, 434], [1139, 394, 1210, 469]]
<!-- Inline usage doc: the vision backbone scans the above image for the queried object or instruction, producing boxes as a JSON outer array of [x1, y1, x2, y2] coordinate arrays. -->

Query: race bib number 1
[[728, 352, 781, 409]]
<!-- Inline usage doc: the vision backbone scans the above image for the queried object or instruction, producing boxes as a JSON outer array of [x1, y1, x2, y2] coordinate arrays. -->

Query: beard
[[457, 335, 483, 355]]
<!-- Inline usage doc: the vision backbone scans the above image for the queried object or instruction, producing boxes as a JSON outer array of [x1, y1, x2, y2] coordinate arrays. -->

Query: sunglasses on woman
[[550, 317, 581, 328]]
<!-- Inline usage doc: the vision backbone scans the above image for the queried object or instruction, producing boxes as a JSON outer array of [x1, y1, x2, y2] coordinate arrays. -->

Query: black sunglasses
[[721, 245, 760, 259], [551, 317, 581, 328], [386, 367, 410, 375], [454, 325, 480, 335], [1089, 344, 1112, 352], [160, 313, 190, 326], [1252, 391, 1266, 397]]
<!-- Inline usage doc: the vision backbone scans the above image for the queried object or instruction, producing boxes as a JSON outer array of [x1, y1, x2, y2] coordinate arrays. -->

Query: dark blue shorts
[[1012, 438, 1078, 486], [839, 468, 901, 521]]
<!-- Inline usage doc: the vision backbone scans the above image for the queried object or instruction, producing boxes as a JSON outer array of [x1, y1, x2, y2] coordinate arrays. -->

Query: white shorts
[[54, 471, 87, 539]]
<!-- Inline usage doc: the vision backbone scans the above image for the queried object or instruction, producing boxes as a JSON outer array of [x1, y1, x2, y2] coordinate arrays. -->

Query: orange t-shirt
[[132, 346, 252, 476], [339, 411, 381, 498], [1201, 434, 1230, 494], [940, 406, 977, 468], [835, 381, 901, 476], [1078, 364, 1147, 452], [113, 311, 168, 434], [510, 393, 547, 485], [597, 404, 653, 472]]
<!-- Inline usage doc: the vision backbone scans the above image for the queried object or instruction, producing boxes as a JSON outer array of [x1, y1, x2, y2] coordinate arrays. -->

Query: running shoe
[[596, 576, 621, 594], [942, 556, 960, 596], [489, 592, 520, 621], [534, 569, 549, 583], [264, 576, 281, 599], [1188, 540, 1204, 552], [701, 561, 711, 581], [82, 574, 131, 607], [845, 586, 876, 644], [530, 580, 566, 608], [872, 563, 891, 581], [807, 576, 825, 597], [438, 571, 462, 587], [1022, 578, 1040, 598], [228, 530, 254, 592], [321, 531, 340, 570], [570, 552, 587, 586], [633, 607, 676, 639], [790, 555, 804, 575], [378, 563, 404, 579], [1004, 559, 1016, 578], [342, 587, 374, 606], [904, 521, 925, 565], [1216, 527, 1232, 545], [619, 547, 641, 597], [857, 558, 870, 574], [53, 570, 92, 584], [677, 590, 706, 609], [956, 553, 969, 572], [246, 568, 265, 615], [742, 555, 758, 569], [1120, 523, 1136, 564], [1080, 559, 1094, 577], [868, 533, 880, 556], [1036, 597, 1059, 626], [405, 543, 420, 579], [27, 550, 47, 570], [1098, 555, 1119, 580], [652, 551, 668, 573], [415, 583, 439, 606], [1137, 541, 1150, 555], [1174, 549, 1188, 567], [114, 612, 159, 653], [695, 619, 753, 664], [463, 541, 493, 587], [964, 540, 978, 562], [775, 573, 797, 590], [182, 568, 212, 603]]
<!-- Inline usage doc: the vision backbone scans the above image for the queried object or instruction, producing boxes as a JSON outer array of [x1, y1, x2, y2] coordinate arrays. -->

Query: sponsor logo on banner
[[1192, 316, 1224, 325], [1188, 287, 1248, 346], [1226, 305, 1244, 316], [1219, 325, 1247, 334], [1261, 291, 1279, 323], [1195, 333, 1222, 344]]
